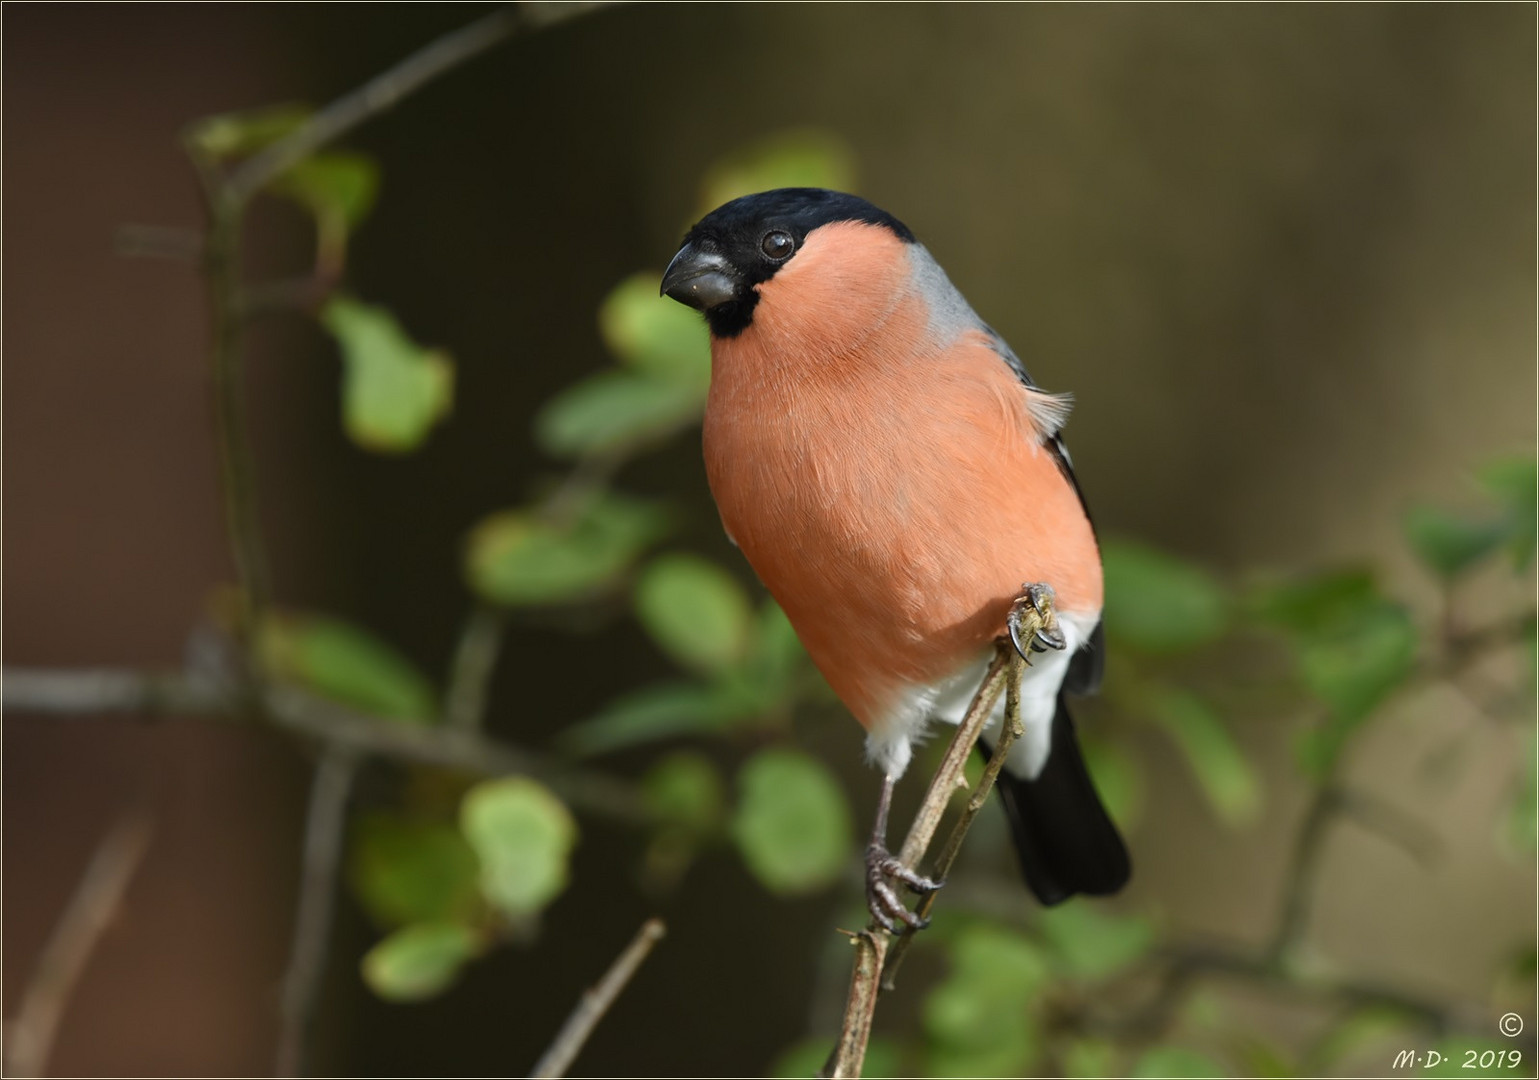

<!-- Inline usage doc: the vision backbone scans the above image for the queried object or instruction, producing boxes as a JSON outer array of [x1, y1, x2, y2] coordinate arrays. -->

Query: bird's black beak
[[660, 243, 738, 311]]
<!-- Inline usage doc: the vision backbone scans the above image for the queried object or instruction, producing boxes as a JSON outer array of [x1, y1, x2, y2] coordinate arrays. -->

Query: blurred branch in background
[[5, 816, 156, 1078], [528, 917, 667, 1079]]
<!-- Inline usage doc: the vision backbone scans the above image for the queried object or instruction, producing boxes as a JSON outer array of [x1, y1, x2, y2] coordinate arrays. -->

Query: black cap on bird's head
[[660, 188, 915, 338]]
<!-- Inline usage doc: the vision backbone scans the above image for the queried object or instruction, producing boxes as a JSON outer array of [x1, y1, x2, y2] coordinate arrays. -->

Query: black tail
[[987, 695, 1130, 905]]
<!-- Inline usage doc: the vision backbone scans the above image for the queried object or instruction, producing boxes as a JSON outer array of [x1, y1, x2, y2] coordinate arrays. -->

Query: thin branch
[[275, 746, 361, 1078], [527, 917, 667, 1079], [822, 640, 1019, 1079], [822, 930, 888, 1080], [1264, 777, 1340, 967], [194, 182, 270, 651], [444, 604, 506, 732], [225, 4, 611, 206], [897, 646, 1014, 871], [5, 816, 155, 1078], [4, 667, 647, 824], [882, 650, 1025, 991]]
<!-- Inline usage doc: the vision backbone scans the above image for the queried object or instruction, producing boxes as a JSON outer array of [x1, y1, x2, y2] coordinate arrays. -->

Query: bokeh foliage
[[183, 103, 1534, 1076]]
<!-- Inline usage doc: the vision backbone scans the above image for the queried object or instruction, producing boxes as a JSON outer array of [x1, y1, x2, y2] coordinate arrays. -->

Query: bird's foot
[[865, 843, 942, 933], [1007, 582, 1066, 663]]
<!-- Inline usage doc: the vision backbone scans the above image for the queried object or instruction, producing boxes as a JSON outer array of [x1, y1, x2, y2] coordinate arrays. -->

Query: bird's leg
[[1007, 582, 1066, 662], [865, 774, 942, 933]]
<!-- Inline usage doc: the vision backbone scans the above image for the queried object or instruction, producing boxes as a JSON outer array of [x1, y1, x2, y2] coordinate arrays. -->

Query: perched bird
[[661, 188, 1129, 926]]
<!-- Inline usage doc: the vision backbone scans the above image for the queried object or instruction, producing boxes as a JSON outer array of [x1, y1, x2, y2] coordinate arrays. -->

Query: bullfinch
[[661, 188, 1129, 927]]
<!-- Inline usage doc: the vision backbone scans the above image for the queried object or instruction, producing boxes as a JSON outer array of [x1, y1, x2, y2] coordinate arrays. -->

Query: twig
[[5, 816, 155, 1078], [444, 605, 506, 732], [193, 181, 270, 653], [4, 667, 647, 823], [527, 917, 667, 1079], [822, 641, 1018, 1079], [275, 746, 361, 1078], [897, 646, 1014, 870], [1265, 775, 1340, 967], [225, 4, 611, 206], [823, 930, 888, 1080], [882, 650, 1025, 990]]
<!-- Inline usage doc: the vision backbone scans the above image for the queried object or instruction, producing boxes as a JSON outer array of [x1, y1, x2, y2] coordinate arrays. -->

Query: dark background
[[6, 5, 1534, 1075]]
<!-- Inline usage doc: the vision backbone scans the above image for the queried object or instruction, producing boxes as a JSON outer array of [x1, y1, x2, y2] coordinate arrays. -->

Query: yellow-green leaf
[[923, 925, 1046, 1076], [187, 103, 311, 160], [1038, 904, 1155, 979], [731, 749, 851, 894], [1148, 689, 1261, 827], [534, 370, 703, 460], [360, 922, 481, 1002], [560, 680, 740, 758], [270, 152, 380, 227], [258, 611, 437, 723], [1102, 539, 1228, 653], [699, 130, 857, 213], [349, 815, 480, 928], [599, 272, 711, 386], [321, 296, 454, 454], [459, 778, 577, 919], [1132, 1047, 1227, 1078], [642, 752, 726, 830], [635, 555, 753, 673], [464, 493, 667, 607]]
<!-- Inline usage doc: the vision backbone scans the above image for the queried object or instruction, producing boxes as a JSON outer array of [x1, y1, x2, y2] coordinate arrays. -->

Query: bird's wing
[[980, 323, 1105, 696]]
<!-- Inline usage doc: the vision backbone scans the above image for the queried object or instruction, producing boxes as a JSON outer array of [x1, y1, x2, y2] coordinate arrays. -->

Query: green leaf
[[923, 925, 1047, 1075], [700, 130, 857, 213], [560, 681, 741, 758], [772, 1037, 899, 1079], [1298, 602, 1418, 722], [599, 272, 711, 386], [642, 752, 726, 830], [534, 370, 704, 460], [1037, 904, 1155, 980], [731, 749, 852, 894], [1480, 457, 1537, 569], [1131, 1046, 1227, 1078], [321, 296, 454, 453], [349, 815, 480, 928], [1101, 539, 1228, 653], [258, 611, 437, 723], [1294, 602, 1418, 778], [634, 555, 754, 673], [747, 601, 806, 698], [459, 778, 577, 919], [187, 103, 311, 160], [1310, 1006, 1420, 1069], [360, 922, 481, 1002], [269, 152, 380, 227], [1148, 689, 1261, 827], [1063, 1039, 1118, 1079], [1246, 568, 1379, 635], [1403, 505, 1507, 579], [464, 492, 667, 607]]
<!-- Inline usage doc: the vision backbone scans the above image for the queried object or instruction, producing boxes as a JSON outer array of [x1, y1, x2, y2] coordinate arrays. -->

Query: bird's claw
[[865, 843, 942, 933], [1007, 582, 1066, 663]]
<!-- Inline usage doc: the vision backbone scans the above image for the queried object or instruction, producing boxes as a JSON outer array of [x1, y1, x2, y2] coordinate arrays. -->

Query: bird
[[660, 188, 1129, 928]]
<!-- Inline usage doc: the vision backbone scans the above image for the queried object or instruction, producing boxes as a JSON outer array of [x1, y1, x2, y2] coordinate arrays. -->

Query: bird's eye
[[760, 230, 795, 260]]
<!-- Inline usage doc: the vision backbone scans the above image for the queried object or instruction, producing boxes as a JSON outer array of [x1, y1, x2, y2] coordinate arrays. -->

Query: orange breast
[[702, 226, 1102, 733]]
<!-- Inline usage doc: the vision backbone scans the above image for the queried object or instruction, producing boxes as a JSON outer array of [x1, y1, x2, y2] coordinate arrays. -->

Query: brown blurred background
[[5, 4, 1534, 1076]]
